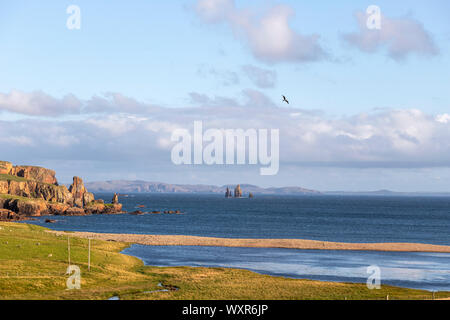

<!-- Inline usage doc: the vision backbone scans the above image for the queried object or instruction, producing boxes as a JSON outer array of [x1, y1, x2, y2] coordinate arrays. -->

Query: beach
[[47, 230, 450, 253]]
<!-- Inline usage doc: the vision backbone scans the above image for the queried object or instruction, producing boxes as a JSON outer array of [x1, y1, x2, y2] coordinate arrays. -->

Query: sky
[[0, 0, 449, 191]]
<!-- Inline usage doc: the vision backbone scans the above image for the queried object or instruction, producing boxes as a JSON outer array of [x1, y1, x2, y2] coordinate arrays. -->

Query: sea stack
[[225, 187, 232, 198], [234, 185, 243, 198], [112, 193, 119, 204]]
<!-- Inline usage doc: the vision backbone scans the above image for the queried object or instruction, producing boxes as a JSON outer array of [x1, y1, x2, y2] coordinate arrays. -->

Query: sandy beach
[[47, 231, 450, 253]]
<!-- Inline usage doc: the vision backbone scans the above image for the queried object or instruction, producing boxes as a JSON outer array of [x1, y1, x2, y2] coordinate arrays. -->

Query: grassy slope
[[0, 174, 61, 188], [0, 222, 448, 300], [0, 194, 48, 203], [0, 174, 28, 183]]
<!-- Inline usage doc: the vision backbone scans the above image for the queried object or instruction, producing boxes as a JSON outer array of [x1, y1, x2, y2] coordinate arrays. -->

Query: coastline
[[2, 222, 449, 300], [47, 230, 450, 253]]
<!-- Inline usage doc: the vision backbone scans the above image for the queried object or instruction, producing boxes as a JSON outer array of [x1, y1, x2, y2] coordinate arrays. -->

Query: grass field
[[0, 222, 448, 300]]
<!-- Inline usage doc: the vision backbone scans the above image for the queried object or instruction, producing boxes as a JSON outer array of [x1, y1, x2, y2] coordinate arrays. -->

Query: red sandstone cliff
[[0, 161, 123, 219]]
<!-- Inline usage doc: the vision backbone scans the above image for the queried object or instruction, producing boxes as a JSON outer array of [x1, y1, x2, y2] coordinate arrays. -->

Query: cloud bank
[[195, 0, 326, 63], [343, 12, 439, 60], [1, 90, 450, 170], [0, 90, 82, 116]]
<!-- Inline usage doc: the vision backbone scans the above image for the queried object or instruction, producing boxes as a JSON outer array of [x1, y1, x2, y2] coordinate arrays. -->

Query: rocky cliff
[[0, 161, 123, 219]]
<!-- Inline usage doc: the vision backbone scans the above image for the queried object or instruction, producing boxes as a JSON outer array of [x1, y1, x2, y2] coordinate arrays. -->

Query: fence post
[[88, 238, 91, 272], [68, 237, 71, 266]]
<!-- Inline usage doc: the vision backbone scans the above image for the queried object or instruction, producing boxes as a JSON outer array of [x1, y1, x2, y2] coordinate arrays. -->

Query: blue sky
[[1, 1, 450, 191]]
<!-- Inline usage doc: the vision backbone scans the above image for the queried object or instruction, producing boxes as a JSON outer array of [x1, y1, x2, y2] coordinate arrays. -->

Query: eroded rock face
[[69, 176, 87, 207], [83, 192, 95, 207], [0, 181, 8, 194], [104, 203, 123, 215], [0, 161, 13, 175], [1, 161, 123, 217], [0, 208, 19, 221], [2, 198, 48, 217], [84, 202, 106, 215], [11, 166, 58, 185], [2, 180, 72, 204], [68, 177, 95, 207], [112, 193, 119, 204], [47, 203, 71, 216], [65, 207, 86, 216]]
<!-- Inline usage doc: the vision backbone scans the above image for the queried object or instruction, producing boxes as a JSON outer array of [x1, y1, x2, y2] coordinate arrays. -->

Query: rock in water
[[234, 184, 243, 198], [112, 193, 119, 204], [69, 176, 93, 207]]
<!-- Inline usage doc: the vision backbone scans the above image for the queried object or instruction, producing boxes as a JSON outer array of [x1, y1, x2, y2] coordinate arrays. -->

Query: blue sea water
[[27, 194, 450, 291], [122, 245, 450, 291], [30, 194, 450, 244]]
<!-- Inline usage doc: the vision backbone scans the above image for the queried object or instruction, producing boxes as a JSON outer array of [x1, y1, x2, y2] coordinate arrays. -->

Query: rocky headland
[[0, 161, 123, 220]]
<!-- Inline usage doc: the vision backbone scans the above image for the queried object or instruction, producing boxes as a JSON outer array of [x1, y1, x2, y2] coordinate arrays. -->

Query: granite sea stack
[[225, 185, 246, 198], [0, 161, 123, 220], [234, 184, 243, 198]]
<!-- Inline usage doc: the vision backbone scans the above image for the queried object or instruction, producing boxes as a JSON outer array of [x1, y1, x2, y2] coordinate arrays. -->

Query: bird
[[282, 95, 289, 104]]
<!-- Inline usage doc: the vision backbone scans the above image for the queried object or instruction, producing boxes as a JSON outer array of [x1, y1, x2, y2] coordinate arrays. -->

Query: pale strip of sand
[[47, 231, 450, 253]]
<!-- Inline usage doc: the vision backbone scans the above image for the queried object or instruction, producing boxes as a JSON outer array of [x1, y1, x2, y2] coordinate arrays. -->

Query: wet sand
[[47, 231, 450, 253]]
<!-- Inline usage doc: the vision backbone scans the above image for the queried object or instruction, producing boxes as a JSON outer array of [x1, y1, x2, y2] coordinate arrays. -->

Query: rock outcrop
[[69, 176, 94, 207], [0, 208, 28, 221], [0, 179, 72, 204], [0, 196, 48, 217], [234, 184, 243, 198], [11, 166, 58, 185], [0, 161, 123, 217], [0, 161, 13, 175]]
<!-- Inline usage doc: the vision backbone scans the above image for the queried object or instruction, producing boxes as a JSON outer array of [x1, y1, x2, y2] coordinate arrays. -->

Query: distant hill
[[85, 180, 321, 195]]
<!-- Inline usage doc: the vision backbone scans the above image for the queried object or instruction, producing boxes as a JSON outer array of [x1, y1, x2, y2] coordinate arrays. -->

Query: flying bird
[[282, 95, 289, 104]]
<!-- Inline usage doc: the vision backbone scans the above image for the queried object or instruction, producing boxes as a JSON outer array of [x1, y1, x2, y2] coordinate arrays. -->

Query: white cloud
[[436, 114, 450, 124], [1, 90, 450, 169], [0, 90, 81, 116], [0, 90, 162, 117], [343, 12, 438, 60], [196, 0, 326, 63]]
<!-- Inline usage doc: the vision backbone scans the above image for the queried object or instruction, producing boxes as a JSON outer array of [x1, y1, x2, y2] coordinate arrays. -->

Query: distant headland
[[85, 180, 321, 195]]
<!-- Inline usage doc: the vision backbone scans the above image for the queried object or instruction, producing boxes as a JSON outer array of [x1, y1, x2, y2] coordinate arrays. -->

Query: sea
[[26, 194, 450, 291]]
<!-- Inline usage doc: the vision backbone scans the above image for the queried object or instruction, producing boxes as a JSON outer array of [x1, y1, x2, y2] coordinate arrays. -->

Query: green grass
[[0, 173, 59, 187], [0, 222, 448, 300], [0, 192, 64, 206], [0, 174, 28, 183], [0, 194, 47, 203]]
